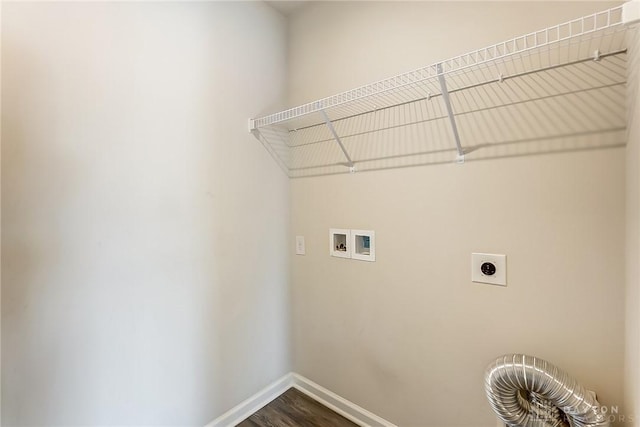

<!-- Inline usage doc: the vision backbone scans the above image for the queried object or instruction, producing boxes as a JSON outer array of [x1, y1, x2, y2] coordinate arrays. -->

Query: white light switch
[[296, 236, 305, 255], [472, 253, 506, 286]]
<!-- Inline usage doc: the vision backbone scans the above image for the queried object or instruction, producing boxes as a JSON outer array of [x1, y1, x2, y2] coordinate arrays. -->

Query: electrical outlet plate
[[295, 236, 305, 255], [471, 253, 507, 286]]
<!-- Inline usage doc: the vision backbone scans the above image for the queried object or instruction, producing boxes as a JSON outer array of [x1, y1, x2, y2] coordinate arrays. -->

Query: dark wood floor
[[237, 388, 359, 427]]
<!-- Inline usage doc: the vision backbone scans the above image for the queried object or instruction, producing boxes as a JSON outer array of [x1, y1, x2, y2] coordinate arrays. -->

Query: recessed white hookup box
[[351, 229, 375, 262], [330, 229, 351, 258]]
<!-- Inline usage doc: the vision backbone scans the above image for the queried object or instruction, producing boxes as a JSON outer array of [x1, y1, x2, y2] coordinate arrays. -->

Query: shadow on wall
[[255, 39, 629, 178]]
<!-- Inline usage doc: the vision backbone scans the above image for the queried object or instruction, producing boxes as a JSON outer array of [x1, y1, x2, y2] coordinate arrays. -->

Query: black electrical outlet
[[481, 262, 496, 276]]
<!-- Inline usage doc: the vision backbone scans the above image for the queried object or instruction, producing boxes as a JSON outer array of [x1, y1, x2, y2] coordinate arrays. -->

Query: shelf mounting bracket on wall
[[320, 109, 356, 173], [437, 63, 465, 164]]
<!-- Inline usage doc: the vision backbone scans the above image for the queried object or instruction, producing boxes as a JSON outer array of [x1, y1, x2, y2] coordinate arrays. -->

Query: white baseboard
[[205, 373, 293, 427], [204, 372, 396, 427], [291, 373, 397, 427]]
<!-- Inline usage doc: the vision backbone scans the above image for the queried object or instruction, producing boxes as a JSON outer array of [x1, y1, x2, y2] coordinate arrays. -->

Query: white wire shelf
[[250, 6, 635, 178]]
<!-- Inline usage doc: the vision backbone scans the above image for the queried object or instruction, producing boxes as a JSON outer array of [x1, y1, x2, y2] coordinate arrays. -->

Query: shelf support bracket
[[320, 109, 356, 172], [437, 63, 465, 164]]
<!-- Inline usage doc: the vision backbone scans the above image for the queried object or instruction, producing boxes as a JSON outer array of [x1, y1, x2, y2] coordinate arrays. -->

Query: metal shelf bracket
[[437, 63, 465, 163], [320, 109, 355, 170]]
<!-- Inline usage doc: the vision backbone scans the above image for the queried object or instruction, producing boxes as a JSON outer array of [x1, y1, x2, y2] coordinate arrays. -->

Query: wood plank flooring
[[237, 388, 359, 427]]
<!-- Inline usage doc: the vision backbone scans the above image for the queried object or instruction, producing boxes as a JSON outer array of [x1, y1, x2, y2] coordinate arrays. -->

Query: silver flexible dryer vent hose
[[484, 354, 609, 427]]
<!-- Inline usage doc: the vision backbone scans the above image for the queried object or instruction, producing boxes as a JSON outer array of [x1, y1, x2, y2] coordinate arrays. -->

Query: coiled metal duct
[[484, 354, 609, 427]]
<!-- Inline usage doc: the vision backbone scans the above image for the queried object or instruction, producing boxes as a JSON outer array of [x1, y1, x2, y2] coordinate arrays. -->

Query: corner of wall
[[625, 22, 640, 427]]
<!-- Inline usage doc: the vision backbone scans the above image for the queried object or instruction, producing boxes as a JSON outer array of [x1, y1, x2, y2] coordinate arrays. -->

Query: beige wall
[[1, 2, 290, 425], [626, 19, 640, 427], [289, 2, 626, 426]]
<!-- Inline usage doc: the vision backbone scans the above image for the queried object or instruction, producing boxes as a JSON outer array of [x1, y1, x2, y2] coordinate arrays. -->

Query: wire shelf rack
[[250, 6, 636, 178]]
